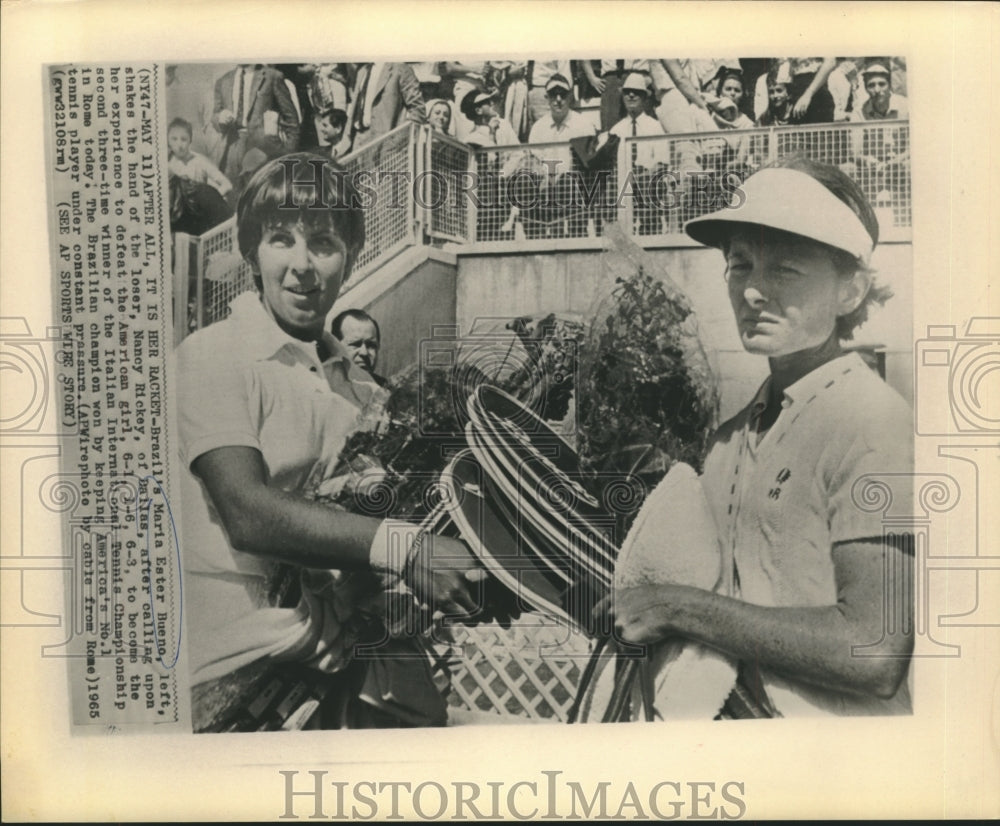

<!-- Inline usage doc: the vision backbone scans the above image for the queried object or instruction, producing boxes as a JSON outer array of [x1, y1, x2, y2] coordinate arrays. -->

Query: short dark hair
[[714, 69, 745, 100], [167, 117, 193, 139], [317, 109, 348, 131], [236, 152, 365, 289], [331, 308, 380, 343]]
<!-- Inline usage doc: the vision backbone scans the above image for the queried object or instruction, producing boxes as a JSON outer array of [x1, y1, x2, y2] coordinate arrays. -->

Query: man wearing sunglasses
[[610, 72, 667, 234], [526, 74, 598, 236]]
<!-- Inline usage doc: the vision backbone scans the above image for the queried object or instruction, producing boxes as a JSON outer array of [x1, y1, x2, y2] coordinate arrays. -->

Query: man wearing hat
[[848, 60, 909, 208], [527, 73, 599, 236], [527, 73, 597, 149], [599, 156, 914, 718], [609, 72, 667, 234], [460, 88, 520, 148], [523, 59, 573, 130], [460, 88, 522, 241], [851, 60, 909, 122]]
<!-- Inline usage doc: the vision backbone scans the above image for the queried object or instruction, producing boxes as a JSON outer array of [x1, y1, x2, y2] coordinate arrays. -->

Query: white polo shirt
[[702, 353, 914, 715], [176, 291, 381, 684], [527, 110, 598, 176]]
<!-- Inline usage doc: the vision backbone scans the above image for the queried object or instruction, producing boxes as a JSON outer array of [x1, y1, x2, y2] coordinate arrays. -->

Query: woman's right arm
[[192, 445, 488, 617]]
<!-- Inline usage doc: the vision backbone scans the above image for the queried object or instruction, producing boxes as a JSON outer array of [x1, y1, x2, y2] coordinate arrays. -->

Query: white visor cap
[[684, 167, 876, 265]]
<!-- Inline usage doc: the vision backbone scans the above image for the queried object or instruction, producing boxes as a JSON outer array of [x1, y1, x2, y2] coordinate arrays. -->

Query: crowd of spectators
[[165, 58, 908, 238]]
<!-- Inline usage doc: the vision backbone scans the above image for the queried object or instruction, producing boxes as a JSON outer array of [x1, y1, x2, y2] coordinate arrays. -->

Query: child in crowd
[[167, 117, 232, 197], [167, 117, 233, 235], [757, 63, 794, 126]]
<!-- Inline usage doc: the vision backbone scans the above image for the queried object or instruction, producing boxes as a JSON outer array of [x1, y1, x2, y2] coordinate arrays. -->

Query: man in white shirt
[[526, 74, 598, 236], [609, 73, 667, 234], [525, 59, 574, 129], [846, 61, 910, 208]]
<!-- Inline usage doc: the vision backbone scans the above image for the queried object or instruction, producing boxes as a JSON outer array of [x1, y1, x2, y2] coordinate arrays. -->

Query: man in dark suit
[[348, 62, 426, 150], [212, 64, 301, 181]]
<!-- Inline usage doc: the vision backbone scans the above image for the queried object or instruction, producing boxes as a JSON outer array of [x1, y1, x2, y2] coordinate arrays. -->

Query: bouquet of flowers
[[576, 266, 719, 490], [321, 264, 718, 539]]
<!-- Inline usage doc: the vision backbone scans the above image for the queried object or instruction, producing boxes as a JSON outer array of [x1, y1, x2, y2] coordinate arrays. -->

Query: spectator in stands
[[460, 88, 520, 148], [426, 99, 455, 136], [306, 66, 351, 160], [581, 60, 653, 130], [311, 109, 350, 160], [756, 61, 794, 126], [527, 73, 598, 237], [846, 56, 908, 119], [709, 71, 755, 171], [845, 61, 910, 211], [460, 88, 522, 240], [850, 60, 908, 122], [348, 62, 426, 149], [752, 57, 837, 126], [177, 152, 507, 731], [168, 117, 233, 197], [525, 60, 574, 131], [167, 117, 233, 235], [713, 70, 751, 120], [610, 73, 667, 234], [602, 156, 912, 719], [212, 63, 301, 182], [331, 309, 387, 388]]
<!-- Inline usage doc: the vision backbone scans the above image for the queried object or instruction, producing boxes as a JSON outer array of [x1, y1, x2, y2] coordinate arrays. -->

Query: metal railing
[[174, 120, 910, 341], [460, 120, 911, 246], [420, 128, 473, 244], [341, 123, 420, 281], [463, 138, 619, 242], [171, 214, 252, 344]]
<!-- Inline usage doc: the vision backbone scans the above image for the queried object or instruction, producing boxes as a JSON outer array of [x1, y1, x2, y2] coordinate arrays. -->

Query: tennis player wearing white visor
[[595, 155, 914, 717]]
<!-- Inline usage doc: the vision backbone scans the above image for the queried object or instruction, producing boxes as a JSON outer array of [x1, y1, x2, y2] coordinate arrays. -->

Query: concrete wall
[[333, 248, 458, 377], [456, 241, 913, 421]]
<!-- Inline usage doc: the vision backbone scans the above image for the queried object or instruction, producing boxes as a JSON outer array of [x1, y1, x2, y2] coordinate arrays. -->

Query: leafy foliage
[[576, 267, 719, 485], [323, 275, 718, 529]]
